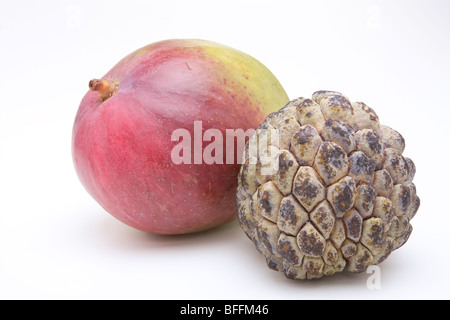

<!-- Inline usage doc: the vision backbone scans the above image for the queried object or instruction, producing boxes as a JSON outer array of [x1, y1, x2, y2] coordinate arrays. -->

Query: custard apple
[[236, 90, 420, 280]]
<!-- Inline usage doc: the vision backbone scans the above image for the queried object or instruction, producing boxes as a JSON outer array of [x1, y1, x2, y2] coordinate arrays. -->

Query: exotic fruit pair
[[72, 39, 419, 280]]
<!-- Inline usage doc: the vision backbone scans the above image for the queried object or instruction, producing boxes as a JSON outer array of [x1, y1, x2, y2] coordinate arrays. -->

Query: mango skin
[[72, 39, 289, 234]]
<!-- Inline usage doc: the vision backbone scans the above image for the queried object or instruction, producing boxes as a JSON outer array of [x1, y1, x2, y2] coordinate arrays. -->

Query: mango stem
[[89, 79, 117, 101]]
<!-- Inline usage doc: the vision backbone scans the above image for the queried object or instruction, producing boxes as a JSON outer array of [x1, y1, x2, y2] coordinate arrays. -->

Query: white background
[[1, 0, 449, 300]]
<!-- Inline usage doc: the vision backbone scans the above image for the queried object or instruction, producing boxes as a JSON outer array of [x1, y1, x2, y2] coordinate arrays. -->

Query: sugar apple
[[236, 90, 420, 280]]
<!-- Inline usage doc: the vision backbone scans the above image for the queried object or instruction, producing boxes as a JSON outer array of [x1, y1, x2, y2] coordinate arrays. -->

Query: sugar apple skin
[[236, 91, 420, 280]]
